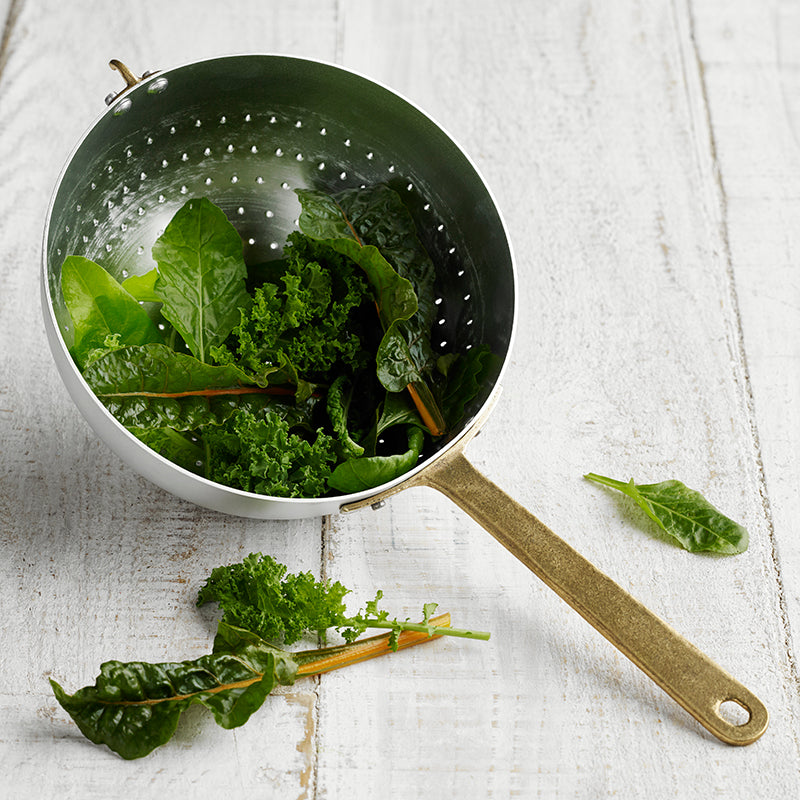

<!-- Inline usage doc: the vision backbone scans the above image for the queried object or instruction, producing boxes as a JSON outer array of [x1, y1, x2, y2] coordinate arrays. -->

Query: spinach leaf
[[375, 391, 424, 438], [61, 256, 163, 367], [152, 198, 251, 362], [130, 427, 205, 474], [50, 621, 297, 760], [121, 268, 161, 303], [584, 473, 749, 554], [328, 426, 424, 493]]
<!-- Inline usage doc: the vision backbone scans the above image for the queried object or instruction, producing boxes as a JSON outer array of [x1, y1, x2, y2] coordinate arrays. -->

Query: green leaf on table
[[152, 197, 251, 362], [584, 473, 749, 554], [328, 426, 424, 493], [198, 553, 352, 646], [50, 622, 297, 760], [61, 256, 163, 367]]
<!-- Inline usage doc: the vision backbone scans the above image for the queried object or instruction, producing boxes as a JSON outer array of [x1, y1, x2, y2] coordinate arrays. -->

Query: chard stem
[[296, 613, 454, 677]]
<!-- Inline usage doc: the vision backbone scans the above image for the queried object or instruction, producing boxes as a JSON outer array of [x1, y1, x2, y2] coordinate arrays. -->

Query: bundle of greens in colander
[[61, 184, 494, 497]]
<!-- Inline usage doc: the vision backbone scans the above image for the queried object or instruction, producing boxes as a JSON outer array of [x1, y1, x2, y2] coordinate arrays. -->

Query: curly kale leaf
[[212, 232, 374, 387], [197, 553, 490, 650], [197, 553, 352, 645], [205, 409, 338, 498]]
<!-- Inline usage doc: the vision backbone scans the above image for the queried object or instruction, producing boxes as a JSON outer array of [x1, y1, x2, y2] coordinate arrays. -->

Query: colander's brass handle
[[415, 447, 769, 745]]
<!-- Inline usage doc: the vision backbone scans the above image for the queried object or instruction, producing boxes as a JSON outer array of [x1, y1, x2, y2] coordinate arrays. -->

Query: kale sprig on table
[[61, 185, 494, 497]]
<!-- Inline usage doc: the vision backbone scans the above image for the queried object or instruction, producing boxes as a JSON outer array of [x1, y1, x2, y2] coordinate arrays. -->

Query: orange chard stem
[[296, 613, 451, 677]]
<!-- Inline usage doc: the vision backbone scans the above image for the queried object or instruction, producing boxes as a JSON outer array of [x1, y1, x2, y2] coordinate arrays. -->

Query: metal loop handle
[[104, 59, 158, 105]]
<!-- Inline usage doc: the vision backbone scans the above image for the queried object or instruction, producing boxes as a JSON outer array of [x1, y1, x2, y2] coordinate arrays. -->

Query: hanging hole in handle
[[718, 698, 752, 727]]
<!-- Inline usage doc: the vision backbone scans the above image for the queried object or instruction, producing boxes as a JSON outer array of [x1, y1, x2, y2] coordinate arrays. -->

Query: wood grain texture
[[0, 0, 798, 797]]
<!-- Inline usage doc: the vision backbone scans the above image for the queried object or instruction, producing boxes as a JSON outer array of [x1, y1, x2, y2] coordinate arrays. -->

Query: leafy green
[[151, 197, 251, 362], [82, 343, 256, 429], [121, 268, 161, 303], [197, 553, 490, 648], [296, 187, 446, 435], [197, 553, 351, 645], [130, 427, 205, 473], [61, 256, 163, 367], [372, 390, 424, 442], [584, 473, 749, 554], [50, 621, 296, 760], [81, 343, 315, 435], [438, 345, 498, 428], [327, 375, 365, 459], [296, 184, 437, 369], [60, 190, 495, 498], [52, 553, 489, 759], [328, 426, 424, 493], [212, 232, 372, 389], [205, 410, 338, 497]]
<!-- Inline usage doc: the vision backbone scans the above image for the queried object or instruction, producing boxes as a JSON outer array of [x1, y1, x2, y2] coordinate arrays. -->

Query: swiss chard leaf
[[296, 188, 446, 435], [438, 345, 498, 429], [584, 473, 749, 554], [327, 375, 365, 459], [152, 198, 251, 362], [61, 256, 163, 367], [295, 184, 437, 364], [50, 621, 297, 760], [81, 343, 281, 431], [328, 426, 424, 493]]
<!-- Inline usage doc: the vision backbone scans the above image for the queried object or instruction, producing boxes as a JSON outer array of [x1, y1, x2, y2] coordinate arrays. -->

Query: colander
[[41, 55, 768, 745]]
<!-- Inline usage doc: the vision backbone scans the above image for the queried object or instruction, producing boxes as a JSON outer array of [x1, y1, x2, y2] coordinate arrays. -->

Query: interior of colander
[[44, 55, 515, 455]]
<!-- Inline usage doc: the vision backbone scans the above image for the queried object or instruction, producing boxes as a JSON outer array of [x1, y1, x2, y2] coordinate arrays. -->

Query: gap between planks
[[680, 0, 800, 723]]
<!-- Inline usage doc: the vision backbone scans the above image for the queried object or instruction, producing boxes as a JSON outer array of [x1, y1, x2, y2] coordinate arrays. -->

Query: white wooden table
[[2, 1, 799, 797]]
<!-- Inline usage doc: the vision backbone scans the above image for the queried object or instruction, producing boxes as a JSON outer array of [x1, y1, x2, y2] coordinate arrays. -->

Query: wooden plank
[[690, 0, 800, 698], [317, 1, 800, 797], [0, 0, 338, 796]]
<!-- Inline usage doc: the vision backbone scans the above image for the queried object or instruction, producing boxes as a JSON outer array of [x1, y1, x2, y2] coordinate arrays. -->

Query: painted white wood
[[0, 0, 797, 798]]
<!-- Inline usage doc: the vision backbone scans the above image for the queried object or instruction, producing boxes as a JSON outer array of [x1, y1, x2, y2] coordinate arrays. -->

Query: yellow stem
[[297, 613, 451, 677]]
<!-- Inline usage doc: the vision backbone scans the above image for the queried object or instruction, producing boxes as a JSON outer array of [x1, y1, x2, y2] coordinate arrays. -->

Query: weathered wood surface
[[1, 0, 798, 797]]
